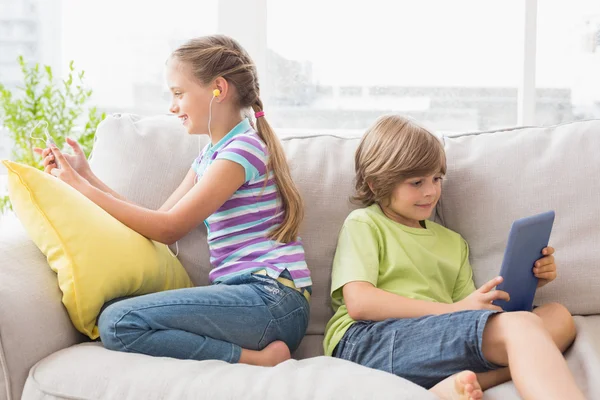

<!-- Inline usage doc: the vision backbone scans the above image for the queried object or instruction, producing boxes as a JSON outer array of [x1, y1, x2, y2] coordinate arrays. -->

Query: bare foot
[[238, 340, 291, 367], [429, 370, 483, 400], [261, 341, 292, 366]]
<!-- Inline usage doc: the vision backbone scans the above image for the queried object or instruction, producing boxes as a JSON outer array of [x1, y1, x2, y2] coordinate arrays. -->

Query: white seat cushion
[[22, 343, 434, 400]]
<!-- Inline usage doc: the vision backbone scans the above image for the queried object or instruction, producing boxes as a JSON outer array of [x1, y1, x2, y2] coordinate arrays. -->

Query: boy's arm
[[342, 232, 508, 320], [343, 281, 455, 321], [452, 238, 477, 302]]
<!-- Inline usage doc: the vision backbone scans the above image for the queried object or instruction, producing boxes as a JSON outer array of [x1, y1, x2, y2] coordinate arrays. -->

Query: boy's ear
[[367, 181, 375, 193]]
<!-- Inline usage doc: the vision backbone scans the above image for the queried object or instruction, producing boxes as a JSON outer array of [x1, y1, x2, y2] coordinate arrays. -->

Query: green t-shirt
[[323, 204, 477, 356]]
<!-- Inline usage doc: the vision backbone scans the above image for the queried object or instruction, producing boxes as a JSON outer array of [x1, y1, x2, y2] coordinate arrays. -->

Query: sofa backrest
[[91, 114, 600, 347], [279, 134, 362, 333], [440, 120, 600, 315]]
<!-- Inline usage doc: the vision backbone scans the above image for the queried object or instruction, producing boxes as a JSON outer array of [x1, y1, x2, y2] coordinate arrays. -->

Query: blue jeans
[[98, 272, 310, 363], [333, 310, 501, 389]]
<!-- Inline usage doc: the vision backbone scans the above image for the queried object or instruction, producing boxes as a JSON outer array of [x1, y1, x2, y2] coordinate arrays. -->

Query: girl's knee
[[97, 303, 141, 352]]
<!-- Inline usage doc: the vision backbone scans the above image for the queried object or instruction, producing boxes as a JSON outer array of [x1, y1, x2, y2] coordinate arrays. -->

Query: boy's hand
[[452, 277, 509, 312], [534, 246, 556, 288]]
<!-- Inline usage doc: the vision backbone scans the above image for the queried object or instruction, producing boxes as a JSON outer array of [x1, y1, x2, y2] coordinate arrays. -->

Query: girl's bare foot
[[238, 340, 291, 366], [429, 370, 483, 400]]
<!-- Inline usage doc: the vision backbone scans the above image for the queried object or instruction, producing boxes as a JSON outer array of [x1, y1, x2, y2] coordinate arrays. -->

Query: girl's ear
[[214, 77, 229, 102]]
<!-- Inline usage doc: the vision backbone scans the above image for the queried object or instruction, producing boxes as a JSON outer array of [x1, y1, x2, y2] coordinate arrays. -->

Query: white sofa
[[1, 114, 599, 399]]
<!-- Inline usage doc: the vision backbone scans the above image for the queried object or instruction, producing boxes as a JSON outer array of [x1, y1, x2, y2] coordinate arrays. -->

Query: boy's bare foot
[[238, 340, 291, 367], [429, 370, 483, 400]]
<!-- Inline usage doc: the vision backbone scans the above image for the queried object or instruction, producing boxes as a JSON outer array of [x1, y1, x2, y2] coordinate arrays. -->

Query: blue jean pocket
[[258, 305, 308, 352]]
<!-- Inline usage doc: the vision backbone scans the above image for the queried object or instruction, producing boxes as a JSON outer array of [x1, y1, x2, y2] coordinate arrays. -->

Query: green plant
[[0, 55, 106, 213]]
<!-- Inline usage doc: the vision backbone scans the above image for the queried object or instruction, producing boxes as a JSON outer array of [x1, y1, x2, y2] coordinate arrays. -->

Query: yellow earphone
[[208, 89, 220, 140]]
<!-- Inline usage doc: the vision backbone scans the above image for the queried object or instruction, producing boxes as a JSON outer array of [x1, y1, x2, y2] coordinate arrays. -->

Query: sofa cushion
[[21, 315, 600, 400], [440, 120, 600, 315], [22, 343, 435, 400], [2, 161, 193, 339]]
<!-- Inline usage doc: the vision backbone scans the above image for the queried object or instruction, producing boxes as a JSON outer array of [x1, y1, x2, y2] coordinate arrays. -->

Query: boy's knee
[[543, 302, 577, 343], [544, 302, 573, 321], [483, 311, 545, 360], [497, 310, 544, 332]]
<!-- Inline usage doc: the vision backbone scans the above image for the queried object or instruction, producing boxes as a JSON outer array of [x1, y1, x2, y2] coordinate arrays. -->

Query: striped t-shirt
[[191, 118, 312, 288]]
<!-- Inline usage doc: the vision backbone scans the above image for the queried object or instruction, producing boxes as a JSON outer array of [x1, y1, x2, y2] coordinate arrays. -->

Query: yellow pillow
[[2, 160, 193, 339]]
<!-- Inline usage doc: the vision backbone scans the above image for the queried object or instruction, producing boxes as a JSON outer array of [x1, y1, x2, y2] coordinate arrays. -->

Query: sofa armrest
[[0, 214, 86, 400]]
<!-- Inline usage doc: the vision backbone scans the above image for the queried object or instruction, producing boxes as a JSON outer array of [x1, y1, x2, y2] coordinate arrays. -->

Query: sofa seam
[[0, 333, 12, 400], [443, 118, 600, 139], [281, 133, 362, 141], [28, 362, 89, 400]]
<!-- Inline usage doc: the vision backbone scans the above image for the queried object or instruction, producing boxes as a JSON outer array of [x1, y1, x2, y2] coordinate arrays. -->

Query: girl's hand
[[34, 138, 92, 179], [47, 144, 91, 192], [452, 276, 509, 312], [534, 246, 557, 288]]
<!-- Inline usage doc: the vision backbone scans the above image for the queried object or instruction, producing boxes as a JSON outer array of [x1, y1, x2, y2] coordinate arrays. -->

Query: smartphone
[[45, 129, 61, 169]]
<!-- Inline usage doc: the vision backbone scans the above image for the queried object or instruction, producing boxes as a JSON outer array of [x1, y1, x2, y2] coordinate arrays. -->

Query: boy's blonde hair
[[171, 35, 303, 243], [354, 115, 447, 207]]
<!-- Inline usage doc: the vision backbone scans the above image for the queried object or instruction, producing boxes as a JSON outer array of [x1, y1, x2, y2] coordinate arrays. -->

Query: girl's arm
[[158, 168, 197, 211], [57, 146, 245, 244], [343, 281, 455, 321], [85, 170, 130, 202], [87, 168, 196, 212], [37, 143, 131, 203]]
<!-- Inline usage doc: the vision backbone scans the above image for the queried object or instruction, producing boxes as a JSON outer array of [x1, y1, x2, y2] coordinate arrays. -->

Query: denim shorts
[[333, 310, 502, 389]]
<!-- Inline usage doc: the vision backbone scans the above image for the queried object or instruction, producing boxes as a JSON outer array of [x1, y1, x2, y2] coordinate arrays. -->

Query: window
[[266, 0, 524, 132], [0, 1, 19, 15], [0, 0, 598, 135], [61, 0, 218, 115], [536, 0, 600, 125], [0, 0, 218, 188]]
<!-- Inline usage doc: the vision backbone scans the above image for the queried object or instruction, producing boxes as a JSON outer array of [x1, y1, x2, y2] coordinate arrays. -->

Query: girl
[[324, 115, 582, 400], [35, 35, 312, 366]]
